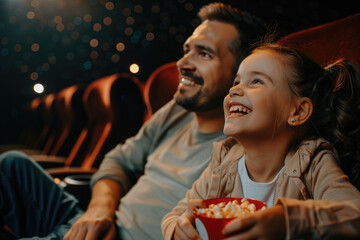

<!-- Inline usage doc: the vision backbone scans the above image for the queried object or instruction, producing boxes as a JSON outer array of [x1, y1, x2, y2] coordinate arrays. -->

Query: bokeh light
[[129, 63, 139, 74], [33, 83, 44, 93], [31, 43, 40, 52], [116, 42, 125, 52], [90, 39, 99, 47]]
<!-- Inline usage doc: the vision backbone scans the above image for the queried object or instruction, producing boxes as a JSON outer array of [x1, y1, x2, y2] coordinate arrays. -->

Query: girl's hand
[[222, 204, 286, 240], [173, 199, 207, 240]]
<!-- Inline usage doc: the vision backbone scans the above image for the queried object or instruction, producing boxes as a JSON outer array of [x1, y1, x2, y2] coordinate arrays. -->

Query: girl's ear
[[288, 97, 313, 126]]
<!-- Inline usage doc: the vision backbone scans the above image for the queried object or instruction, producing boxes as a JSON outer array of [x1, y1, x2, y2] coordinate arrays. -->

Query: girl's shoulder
[[211, 137, 244, 165], [285, 137, 338, 176]]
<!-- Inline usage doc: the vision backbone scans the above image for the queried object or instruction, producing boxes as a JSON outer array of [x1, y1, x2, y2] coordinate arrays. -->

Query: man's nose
[[176, 54, 195, 72]]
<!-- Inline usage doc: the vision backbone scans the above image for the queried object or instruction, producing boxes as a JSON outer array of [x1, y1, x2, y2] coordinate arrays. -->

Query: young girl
[[161, 43, 360, 240]]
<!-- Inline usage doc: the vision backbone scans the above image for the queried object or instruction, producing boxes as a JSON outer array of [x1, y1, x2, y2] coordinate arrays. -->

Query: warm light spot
[[124, 27, 133, 36], [56, 23, 65, 32], [71, 31, 80, 39], [30, 72, 38, 80], [54, 16, 62, 24], [90, 39, 99, 47], [111, 54, 120, 63], [103, 17, 112, 25], [31, 0, 40, 8], [31, 43, 40, 52], [90, 50, 98, 59], [134, 5, 143, 13], [27, 11, 35, 20], [48, 55, 56, 64], [116, 42, 125, 52], [9, 16, 16, 24], [83, 14, 92, 22], [151, 5, 160, 14], [146, 32, 155, 41], [105, 2, 114, 10], [184, 2, 194, 11], [57, 0, 66, 9], [93, 23, 102, 32], [126, 16, 135, 25], [54, 178, 61, 184], [129, 63, 139, 74], [48, 19, 55, 27], [14, 44, 22, 52], [20, 65, 28, 73], [122, 8, 131, 16], [42, 63, 50, 71], [33, 83, 44, 94], [1, 37, 9, 45]]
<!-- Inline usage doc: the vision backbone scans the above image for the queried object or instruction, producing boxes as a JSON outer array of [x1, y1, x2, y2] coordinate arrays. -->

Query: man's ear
[[288, 97, 313, 126]]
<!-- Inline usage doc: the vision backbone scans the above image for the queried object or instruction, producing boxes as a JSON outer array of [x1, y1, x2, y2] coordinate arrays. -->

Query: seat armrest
[[30, 154, 67, 168]]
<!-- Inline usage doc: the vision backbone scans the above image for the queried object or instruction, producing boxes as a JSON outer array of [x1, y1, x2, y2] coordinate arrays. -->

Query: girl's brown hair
[[256, 43, 360, 189]]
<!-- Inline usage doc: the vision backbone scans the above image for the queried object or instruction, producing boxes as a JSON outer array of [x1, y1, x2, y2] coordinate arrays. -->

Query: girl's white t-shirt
[[238, 155, 285, 207]]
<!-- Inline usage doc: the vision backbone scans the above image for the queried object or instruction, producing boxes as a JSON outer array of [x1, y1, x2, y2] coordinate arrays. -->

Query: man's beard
[[175, 88, 224, 112]]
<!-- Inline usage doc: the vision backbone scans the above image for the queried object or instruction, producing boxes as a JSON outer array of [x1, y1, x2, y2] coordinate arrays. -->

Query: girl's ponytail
[[326, 60, 360, 188]]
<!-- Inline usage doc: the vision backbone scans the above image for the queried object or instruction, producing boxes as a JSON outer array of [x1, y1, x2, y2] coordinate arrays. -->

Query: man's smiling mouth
[[180, 77, 197, 86]]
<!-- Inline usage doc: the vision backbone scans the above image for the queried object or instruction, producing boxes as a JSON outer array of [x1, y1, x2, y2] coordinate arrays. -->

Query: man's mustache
[[181, 71, 204, 85]]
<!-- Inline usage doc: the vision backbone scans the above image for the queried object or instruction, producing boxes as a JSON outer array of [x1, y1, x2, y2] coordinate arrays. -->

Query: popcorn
[[194, 198, 266, 219]]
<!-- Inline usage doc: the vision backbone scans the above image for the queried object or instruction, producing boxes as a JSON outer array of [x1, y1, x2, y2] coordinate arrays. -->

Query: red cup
[[193, 197, 267, 240]]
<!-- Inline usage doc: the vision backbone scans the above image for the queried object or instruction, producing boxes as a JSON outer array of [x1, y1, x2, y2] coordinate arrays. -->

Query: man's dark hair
[[198, 2, 268, 74]]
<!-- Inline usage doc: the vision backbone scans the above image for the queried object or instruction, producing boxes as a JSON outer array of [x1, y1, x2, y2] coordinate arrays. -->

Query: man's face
[[174, 20, 238, 112]]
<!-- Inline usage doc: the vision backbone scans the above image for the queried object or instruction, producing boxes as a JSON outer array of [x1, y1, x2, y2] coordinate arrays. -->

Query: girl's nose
[[229, 85, 245, 97]]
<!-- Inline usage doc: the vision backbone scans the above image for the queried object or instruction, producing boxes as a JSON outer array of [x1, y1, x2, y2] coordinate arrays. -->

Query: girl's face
[[223, 49, 294, 140]]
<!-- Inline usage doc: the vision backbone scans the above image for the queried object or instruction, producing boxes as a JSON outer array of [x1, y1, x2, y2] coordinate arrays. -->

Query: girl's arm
[[278, 149, 360, 239]]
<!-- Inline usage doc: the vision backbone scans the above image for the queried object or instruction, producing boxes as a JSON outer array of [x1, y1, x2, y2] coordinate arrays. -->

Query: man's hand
[[173, 199, 206, 240], [222, 204, 286, 240], [64, 179, 122, 240], [63, 204, 116, 240]]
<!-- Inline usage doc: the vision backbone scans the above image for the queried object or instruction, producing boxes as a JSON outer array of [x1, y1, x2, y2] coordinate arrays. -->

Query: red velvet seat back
[[143, 62, 179, 120], [64, 73, 145, 170], [33, 93, 56, 150], [278, 13, 360, 68], [49, 85, 86, 157]]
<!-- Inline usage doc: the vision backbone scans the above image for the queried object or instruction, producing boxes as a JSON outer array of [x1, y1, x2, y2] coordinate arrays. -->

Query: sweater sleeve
[[90, 100, 178, 194], [276, 147, 360, 239]]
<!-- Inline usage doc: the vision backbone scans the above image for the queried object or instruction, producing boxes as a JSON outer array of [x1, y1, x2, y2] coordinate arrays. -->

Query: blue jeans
[[0, 151, 83, 239]]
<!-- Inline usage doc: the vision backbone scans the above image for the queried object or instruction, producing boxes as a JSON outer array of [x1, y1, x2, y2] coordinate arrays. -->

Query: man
[[0, 3, 267, 239]]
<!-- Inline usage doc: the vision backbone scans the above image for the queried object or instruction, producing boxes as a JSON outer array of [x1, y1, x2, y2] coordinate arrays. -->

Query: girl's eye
[[252, 79, 263, 85]]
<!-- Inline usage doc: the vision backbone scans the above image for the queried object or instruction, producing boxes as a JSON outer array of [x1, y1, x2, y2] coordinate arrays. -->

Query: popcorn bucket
[[193, 197, 267, 240]]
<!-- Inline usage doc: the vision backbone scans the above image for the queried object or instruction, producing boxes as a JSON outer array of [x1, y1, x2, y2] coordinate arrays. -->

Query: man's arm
[[64, 179, 122, 240]]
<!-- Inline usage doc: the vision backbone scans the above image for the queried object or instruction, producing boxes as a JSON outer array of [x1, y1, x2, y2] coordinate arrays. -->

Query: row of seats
[[0, 64, 179, 180]]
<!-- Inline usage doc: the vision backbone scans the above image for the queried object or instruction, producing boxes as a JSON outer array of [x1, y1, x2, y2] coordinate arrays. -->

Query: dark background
[[0, 0, 359, 144]]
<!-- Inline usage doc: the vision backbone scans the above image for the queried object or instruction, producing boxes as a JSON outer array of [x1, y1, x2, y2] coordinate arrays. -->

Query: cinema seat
[[143, 62, 179, 121]]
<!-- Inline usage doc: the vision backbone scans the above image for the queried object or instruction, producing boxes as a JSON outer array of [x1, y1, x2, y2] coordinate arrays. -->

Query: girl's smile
[[223, 49, 294, 140]]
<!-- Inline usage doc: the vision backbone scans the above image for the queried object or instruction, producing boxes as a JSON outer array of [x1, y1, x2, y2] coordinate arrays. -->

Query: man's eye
[[200, 52, 211, 58]]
